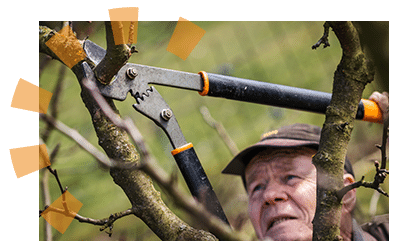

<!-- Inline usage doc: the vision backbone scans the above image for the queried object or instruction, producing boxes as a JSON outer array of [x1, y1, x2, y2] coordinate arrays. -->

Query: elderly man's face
[[245, 147, 317, 241]]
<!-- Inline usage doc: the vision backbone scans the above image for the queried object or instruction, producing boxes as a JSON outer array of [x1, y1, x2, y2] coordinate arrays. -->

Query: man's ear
[[342, 173, 357, 213]]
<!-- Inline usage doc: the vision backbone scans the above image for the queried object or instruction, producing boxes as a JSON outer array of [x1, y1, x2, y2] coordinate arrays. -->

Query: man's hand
[[369, 91, 389, 122]]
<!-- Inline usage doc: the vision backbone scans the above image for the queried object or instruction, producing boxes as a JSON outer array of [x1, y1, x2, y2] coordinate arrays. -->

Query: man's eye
[[286, 175, 298, 182], [253, 184, 264, 193]]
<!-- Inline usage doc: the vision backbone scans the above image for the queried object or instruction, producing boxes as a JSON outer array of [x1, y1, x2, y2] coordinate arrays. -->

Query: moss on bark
[[312, 21, 375, 241]]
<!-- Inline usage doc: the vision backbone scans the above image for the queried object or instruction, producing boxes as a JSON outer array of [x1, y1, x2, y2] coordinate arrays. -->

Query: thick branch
[[93, 21, 136, 84], [39, 26, 60, 61], [312, 21, 375, 241], [40, 113, 119, 169]]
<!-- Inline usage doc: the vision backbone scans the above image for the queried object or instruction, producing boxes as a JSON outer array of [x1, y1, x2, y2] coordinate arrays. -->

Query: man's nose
[[263, 181, 289, 205]]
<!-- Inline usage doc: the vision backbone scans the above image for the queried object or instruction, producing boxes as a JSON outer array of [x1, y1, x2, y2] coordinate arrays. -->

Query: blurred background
[[39, 21, 389, 240]]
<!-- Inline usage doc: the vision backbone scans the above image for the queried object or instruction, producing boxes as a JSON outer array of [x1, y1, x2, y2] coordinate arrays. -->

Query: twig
[[336, 123, 389, 200], [40, 166, 53, 240], [39, 113, 134, 169], [200, 106, 239, 156], [312, 22, 331, 50], [378, 118, 389, 170], [41, 64, 66, 142], [39, 55, 51, 78], [40, 204, 134, 237], [47, 166, 66, 195], [39, 61, 64, 240], [39, 48, 68, 239]]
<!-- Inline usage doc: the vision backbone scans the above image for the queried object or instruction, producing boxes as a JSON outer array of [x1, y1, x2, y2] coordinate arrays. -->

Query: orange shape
[[11, 79, 53, 114], [45, 25, 87, 68], [10, 144, 50, 178], [109, 7, 139, 45], [39, 144, 51, 170], [41, 191, 83, 234], [166, 17, 206, 60], [39, 88, 53, 114]]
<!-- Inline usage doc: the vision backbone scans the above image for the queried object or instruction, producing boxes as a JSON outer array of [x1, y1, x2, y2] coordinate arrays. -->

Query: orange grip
[[171, 143, 194, 156], [198, 71, 209, 96], [361, 99, 383, 124]]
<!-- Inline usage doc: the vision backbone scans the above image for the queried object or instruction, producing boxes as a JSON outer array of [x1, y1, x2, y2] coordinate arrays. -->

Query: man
[[222, 93, 389, 241]]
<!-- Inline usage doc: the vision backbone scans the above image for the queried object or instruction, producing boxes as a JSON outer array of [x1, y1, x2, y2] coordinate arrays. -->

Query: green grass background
[[39, 21, 388, 240]]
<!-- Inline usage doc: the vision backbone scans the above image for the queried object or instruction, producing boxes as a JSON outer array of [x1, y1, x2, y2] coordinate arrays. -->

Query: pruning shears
[[80, 40, 383, 226]]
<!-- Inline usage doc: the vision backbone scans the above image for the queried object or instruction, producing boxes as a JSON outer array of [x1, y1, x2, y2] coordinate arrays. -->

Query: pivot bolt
[[161, 109, 173, 121], [126, 68, 138, 79]]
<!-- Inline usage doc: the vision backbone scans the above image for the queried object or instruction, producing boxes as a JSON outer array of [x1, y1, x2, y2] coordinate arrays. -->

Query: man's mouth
[[268, 216, 296, 230]]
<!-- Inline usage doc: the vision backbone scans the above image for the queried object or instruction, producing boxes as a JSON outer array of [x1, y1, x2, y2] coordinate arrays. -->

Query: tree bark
[[93, 21, 135, 84], [312, 21, 375, 240]]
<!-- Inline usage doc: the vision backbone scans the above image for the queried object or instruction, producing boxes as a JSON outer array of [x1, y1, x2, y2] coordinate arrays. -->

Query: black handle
[[172, 145, 230, 226], [206, 73, 366, 120]]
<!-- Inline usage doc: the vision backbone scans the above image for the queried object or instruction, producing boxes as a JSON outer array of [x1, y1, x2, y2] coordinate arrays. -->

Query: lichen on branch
[[311, 21, 375, 241]]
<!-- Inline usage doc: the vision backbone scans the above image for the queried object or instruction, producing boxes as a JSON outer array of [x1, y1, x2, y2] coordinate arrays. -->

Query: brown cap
[[222, 123, 354, 178]]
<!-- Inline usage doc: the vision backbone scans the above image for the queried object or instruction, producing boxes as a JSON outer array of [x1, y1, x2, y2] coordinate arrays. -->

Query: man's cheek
[[295, 182, 316, 212], [248, 202, 263, 235]]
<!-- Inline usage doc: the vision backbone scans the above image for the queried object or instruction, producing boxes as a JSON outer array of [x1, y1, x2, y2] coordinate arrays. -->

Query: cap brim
[[222, 139, 319, 176]]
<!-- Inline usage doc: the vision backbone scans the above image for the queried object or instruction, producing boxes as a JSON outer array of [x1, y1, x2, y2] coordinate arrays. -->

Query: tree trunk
[[312, 21, 375, 240]]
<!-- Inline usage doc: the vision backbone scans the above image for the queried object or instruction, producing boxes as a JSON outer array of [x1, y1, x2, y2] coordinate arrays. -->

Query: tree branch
[[41, 64, 66, 142], [312, 22, 331, 50], [93, 21, 137, 84], [39, 26, 61, 62], [40, 206, 135, 237], [39, 113, 124, 169], [200, 106, 239, 156], [39, 141, 61, 240], [311, 21, 375, 241], [336, 120, 389, 200], [39, 63, 65, 240]]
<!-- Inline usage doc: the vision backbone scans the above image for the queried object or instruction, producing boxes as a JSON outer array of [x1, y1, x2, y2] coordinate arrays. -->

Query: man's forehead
[[245, 147, 316, 179]]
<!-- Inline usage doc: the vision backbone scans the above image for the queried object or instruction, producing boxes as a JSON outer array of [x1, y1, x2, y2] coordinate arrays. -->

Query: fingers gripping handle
[[172, 144, 230, 225]]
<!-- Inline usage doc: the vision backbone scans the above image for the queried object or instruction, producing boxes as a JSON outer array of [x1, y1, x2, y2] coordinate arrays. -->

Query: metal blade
[[83, 40, 106, 66], [127, 63, 203, 92], [83, 39, 203, 94]]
